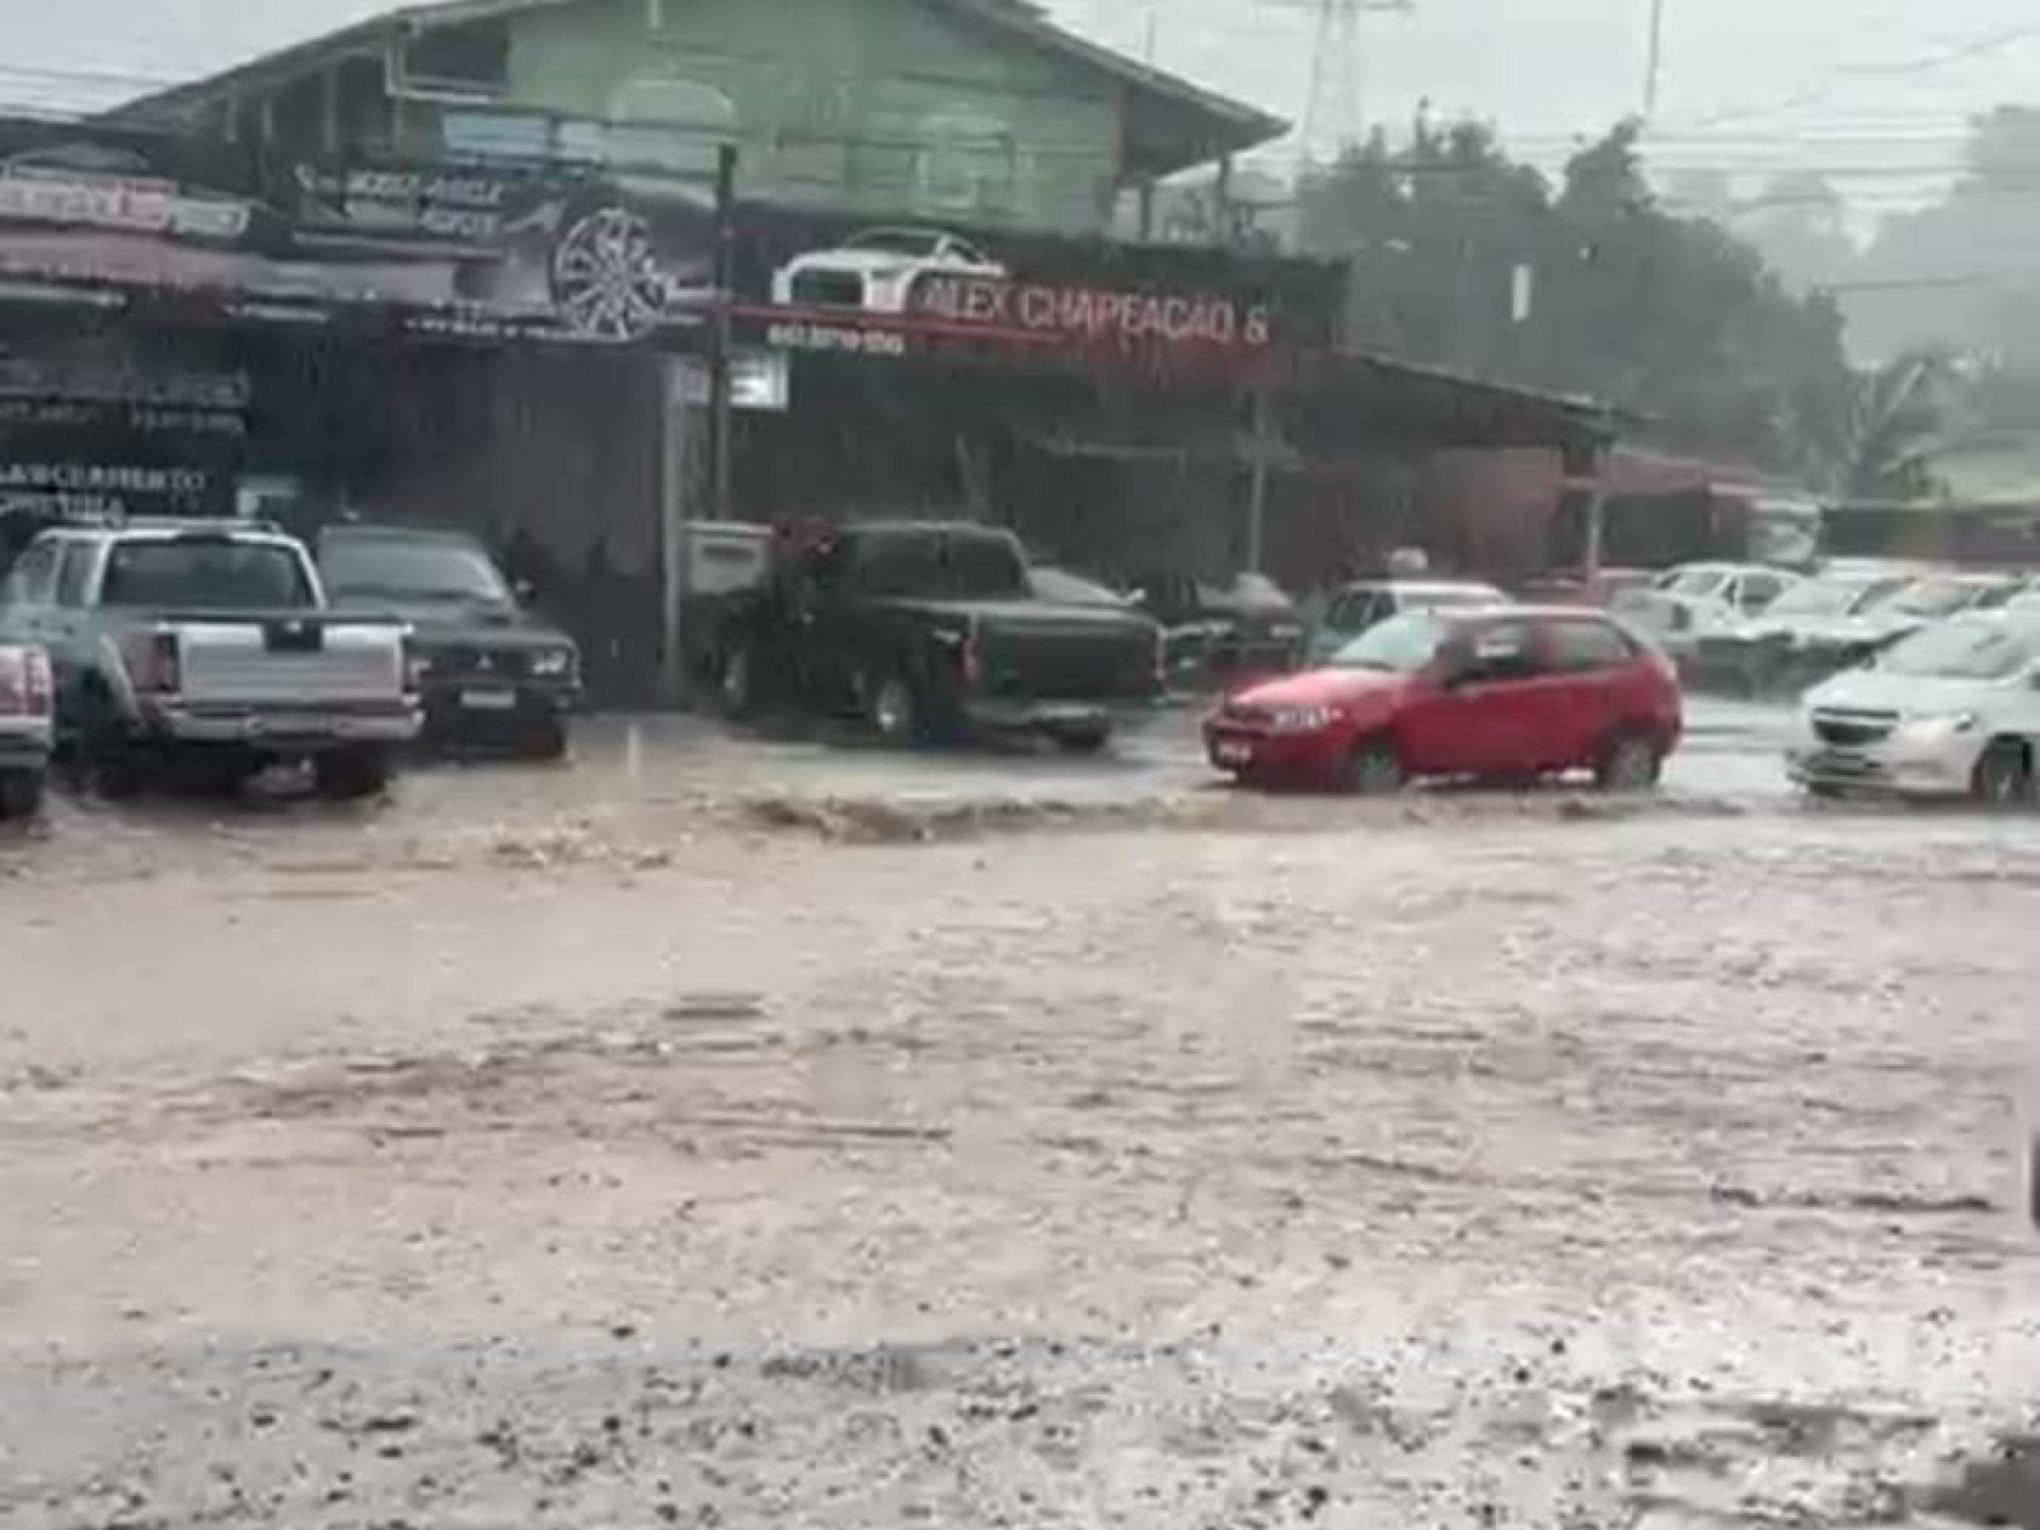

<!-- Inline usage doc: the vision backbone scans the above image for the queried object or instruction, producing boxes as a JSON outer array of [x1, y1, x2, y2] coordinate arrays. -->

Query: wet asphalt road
[[6, 697, 2040, 1528]]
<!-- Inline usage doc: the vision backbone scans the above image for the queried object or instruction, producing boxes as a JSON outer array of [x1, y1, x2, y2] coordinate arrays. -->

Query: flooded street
[[6, 702, 2040, 1528]]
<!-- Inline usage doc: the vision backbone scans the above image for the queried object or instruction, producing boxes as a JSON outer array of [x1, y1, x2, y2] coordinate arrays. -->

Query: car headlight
[[529, 647, 577, 679], [1270, 705, 1339, 732], [1898, 712, 1979, 741]]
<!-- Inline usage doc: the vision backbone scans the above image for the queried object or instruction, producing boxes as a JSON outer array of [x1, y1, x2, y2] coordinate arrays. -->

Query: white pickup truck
[[0, 643, 52, 818], [0, 520, 421, 799]]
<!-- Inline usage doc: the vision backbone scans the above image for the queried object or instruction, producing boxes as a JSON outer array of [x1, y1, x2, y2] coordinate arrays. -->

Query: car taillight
[[22, 648, 51, 715], [961, 619, 982, 689], [402, 637, 425, 692], [0, 649, 41, 716], [121, 630, 181, 694]]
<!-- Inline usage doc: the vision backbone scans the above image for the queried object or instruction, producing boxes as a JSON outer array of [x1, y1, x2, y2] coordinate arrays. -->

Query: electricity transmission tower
[[1297, 0, 1415, 152]]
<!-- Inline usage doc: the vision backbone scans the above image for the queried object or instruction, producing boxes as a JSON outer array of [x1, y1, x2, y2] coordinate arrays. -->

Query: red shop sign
[[906, 272, 1273, 356]]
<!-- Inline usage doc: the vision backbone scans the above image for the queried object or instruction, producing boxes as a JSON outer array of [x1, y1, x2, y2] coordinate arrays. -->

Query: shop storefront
[[0, 111, 1619, 698]]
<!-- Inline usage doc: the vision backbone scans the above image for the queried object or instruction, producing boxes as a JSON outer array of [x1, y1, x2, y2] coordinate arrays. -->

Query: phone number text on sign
[[764, 321, 908, 357]]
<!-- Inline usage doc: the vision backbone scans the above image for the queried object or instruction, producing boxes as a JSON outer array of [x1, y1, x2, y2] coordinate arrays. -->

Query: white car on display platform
[[770, 227, 1007, 313], [1786, 612, 2040, 803]]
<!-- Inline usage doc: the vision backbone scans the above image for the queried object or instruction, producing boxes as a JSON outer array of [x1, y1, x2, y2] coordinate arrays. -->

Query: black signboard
[[0, 114, 1343, 374]]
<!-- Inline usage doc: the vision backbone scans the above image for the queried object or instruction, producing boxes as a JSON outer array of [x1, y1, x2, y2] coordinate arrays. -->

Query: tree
[[1849, 106, 2040, 364], [1831, 351, 1954, 501], [1296, 117, 1855, 476], [1737, 172, 1857, 295]]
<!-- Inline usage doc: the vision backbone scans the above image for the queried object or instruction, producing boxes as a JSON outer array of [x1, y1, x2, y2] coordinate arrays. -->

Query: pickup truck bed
[[111, 613, 419, 750], [0, 523, 421, 799], [715, 522, 1165, 748], [155, 614, 412, 709], [897, 598, 1159, 704]]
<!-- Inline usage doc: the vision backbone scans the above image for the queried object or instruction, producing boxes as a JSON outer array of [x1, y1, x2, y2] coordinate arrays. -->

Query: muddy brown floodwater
[[4, 735, 2040, 1527]]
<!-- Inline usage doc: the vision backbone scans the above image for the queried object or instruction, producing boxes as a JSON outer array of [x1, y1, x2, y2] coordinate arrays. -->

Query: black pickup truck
[[712, 521, 1164, 751]]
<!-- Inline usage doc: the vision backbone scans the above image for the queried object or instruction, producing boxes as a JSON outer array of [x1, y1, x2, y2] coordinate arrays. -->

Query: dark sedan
[[316, 524, 582, 758]]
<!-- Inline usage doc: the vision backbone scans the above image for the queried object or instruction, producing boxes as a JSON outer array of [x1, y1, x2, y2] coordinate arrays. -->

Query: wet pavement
[[5, 698, 2040, 1527]]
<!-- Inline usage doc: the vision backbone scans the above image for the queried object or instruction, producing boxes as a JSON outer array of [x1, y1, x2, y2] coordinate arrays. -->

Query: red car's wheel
[[1595, 731, 1663, 793], [1343, 738, 1405, 796]]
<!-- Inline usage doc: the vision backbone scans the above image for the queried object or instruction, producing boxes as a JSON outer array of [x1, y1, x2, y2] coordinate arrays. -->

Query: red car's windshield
[[1330, 611, 1449, 672]]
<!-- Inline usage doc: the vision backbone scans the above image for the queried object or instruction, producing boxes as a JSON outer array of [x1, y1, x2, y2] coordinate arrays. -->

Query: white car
[[1308, 577, 1506, 664], [771, 227, 1006, 314], [1619, 562, 1802, 660], [1786, 612, 2040, 802]]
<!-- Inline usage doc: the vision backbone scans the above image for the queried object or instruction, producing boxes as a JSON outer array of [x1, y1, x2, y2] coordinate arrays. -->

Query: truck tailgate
[[975, 612, 1157, 702], [176, 621, 407, 707]]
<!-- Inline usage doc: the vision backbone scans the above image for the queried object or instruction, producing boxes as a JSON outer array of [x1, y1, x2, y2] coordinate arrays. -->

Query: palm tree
[[1835, 350, 1954, 502]]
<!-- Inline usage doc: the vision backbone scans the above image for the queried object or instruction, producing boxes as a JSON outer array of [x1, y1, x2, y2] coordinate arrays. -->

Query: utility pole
[[1300, 0, 1413, 153], [1644, 0, 1667, 118], [709, 141, 737, 521]]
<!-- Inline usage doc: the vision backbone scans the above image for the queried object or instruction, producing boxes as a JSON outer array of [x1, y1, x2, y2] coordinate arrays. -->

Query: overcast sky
[[2, 0, 2034, 198]]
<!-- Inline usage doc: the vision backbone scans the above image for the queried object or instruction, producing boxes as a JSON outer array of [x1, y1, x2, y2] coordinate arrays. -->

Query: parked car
[[0, 643, 52, 819], [317, 524, 582, 759], [1787, 611, 2040, 803], [1204, 606, 1682, 794], [1619, 562, 1803, 663], [1307, 577, 1506, 664], [0, 519, 420, 799], [771, 227, 1006, 313], [1027, 565, 1137, 609], [1134, 571, 1307, 681], [1514, 567, 1660, 609], [715, 520, 1163, 752], [1690, 567, 1919, 695]]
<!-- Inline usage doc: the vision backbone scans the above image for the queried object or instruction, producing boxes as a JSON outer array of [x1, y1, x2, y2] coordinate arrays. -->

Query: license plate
[[257, 715, 336, 737], [1214, 740, 1254, 766], [460, 688, 518, 711]]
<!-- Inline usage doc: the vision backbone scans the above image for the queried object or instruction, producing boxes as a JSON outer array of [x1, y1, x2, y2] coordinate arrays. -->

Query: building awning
[[1286, 350, 1638, 455]]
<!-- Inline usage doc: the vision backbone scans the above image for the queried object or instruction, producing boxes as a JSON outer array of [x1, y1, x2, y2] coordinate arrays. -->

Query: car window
[[100, 538, 315, 610], [1971, 581, 2021, 611], [1229, 574, 1292, 609], [1546, 618, 1633, 672], [1029, 567, 1123, 607], [1330, 610, 1449, 672], [1739, 572, 1788, 611], [1406, 585, 1504, 613], [945, 533, 1028, 599], [1880, 619, 2037, 680], [320, 537, 509, 603], [1460, 619, 1542, 683], [1325, 590, 1379, 631], [0, 540, 62, 607], [1889, 577, 1987, 618], [54, 542, 96, 608], [1663, 569, 1728, 597], [1847, 576, 1917, 615], [1770, 577, 1899, 618], [843, 532, 944, 597]]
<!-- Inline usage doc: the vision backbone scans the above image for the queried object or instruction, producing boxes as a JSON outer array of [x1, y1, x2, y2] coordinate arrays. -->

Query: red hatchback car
[[1204, 606, 1682, 793]]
